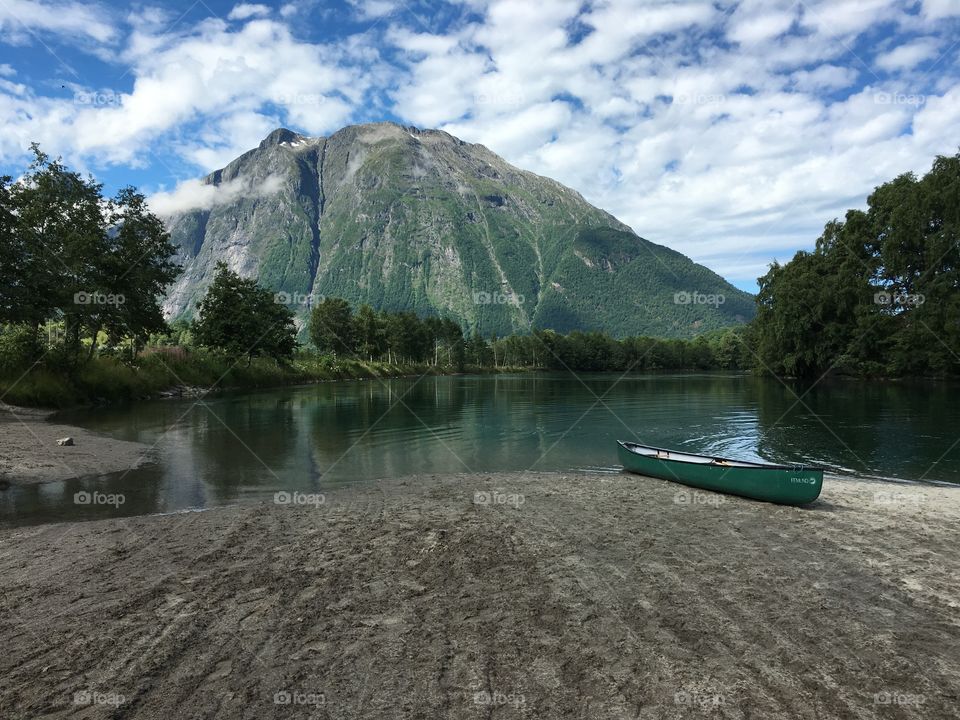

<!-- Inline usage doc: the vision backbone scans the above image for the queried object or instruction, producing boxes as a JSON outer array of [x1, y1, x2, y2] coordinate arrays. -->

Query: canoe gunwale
[[617, 440, 825, 473]]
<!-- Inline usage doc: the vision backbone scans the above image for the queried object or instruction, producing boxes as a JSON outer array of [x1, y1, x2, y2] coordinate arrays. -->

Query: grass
[[0, 351, 474, 409]]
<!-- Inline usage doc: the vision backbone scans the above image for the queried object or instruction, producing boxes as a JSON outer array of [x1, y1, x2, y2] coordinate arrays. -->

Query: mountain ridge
[[160, 121, 753, 338]]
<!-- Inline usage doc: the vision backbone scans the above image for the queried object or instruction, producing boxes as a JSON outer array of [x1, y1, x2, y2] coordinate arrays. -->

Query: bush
[[0, 324, 40, 374]]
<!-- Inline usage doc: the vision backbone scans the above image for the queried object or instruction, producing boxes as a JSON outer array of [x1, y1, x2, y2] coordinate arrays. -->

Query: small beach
[[1, 471, 957, 719], [0, 404, 154, 486]]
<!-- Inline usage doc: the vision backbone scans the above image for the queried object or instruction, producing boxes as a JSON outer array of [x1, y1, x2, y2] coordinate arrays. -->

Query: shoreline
[[3, 397, 959, 491], [1, 471, 957, 719], [0, 403, 155, 485]]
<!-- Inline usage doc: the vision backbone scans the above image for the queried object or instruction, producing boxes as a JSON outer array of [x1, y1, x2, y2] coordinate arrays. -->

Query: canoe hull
[[617, 442, 823, 505]]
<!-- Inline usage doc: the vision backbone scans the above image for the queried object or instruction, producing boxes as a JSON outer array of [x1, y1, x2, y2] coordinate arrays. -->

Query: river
[[3, 372, 958, 525]]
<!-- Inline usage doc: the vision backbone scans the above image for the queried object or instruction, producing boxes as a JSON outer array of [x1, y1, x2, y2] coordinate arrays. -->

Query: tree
[[354, 304, 385, 360], [5, 147, 107, 345], [466, 332, 491, 367], [440, 318, 466, 370], [752, 150, 960, 378], [309, 298, 355, 356], [97, 187, 180, 354], [0, 146, 180, 362], [193, 263, 297, 363], [384, 311, 430, 363]]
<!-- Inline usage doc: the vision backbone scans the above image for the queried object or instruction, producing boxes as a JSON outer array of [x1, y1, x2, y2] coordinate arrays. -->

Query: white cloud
[[0, 16, 365, 165], [727, 9, 796, 45], [921, 0, 960, 20], [799, 0, 900, 38], [790, 64, 859, 92], [348, 0, 400, 20], [2, 0, 960, 290], [0, 0, 116, 43], [148, 173, 285, 217], [875, 38, 941, 72], [227, 4, 272, 21]]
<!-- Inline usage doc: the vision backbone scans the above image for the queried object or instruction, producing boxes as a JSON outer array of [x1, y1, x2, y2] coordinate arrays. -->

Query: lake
[[3, 372, 958, 525]]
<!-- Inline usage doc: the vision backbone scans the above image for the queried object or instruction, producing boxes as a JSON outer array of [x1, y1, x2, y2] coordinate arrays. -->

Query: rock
[[57, 437, 74, 446]]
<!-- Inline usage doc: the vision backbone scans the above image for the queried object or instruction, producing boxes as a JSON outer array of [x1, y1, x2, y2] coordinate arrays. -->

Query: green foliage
[[193, 263, 297, 362], [485, 326, 751, 372], [309, 297, 355, 355], [0, 323, 41, 374], [354, 304, 386, 360], [753, 151, 960, 378], [0, 147, 179, 361]]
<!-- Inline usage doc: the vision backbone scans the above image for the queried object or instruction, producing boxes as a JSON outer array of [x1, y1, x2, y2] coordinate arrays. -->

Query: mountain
[[160, 122, 753, 338]]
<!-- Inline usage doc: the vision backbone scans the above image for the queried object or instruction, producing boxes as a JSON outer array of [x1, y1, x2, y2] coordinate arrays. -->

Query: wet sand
[[0, 404, 154, 485], [0, 471, 957, 718]]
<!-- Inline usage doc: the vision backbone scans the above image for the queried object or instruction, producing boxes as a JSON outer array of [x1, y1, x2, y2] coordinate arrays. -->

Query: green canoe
[[617, 441, 823, 505]]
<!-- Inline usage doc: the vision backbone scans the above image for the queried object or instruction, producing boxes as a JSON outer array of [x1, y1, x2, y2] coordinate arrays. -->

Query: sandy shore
[[0, 404, 154, 485], [1, 472, 958, 719]]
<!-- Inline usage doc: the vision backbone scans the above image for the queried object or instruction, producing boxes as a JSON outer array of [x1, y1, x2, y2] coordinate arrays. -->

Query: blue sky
[[1, 0, 959, 292]]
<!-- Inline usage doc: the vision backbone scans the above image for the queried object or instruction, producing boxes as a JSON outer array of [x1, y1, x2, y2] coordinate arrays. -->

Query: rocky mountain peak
[[162, 122, 754, 337], [259, 127, 307, 149]]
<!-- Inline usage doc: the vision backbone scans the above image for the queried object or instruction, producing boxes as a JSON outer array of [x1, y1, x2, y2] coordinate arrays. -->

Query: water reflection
[[2, 373, 958, 525]]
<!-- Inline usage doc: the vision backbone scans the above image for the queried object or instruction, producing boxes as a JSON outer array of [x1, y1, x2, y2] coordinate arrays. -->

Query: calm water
[[3, 372, 959, 525]]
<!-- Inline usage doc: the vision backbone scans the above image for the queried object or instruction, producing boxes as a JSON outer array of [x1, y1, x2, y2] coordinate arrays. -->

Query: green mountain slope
[[161, 122, 753, 338]]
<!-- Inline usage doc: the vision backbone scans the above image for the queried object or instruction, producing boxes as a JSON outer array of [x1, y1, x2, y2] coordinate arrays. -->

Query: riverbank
[[0, 352, 482, 410], [1, 471, 956, 719], [0, 403, 154, 485]]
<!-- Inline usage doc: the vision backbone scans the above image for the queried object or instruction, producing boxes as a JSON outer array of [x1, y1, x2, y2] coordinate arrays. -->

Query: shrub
[[0, 323, 40, 374]]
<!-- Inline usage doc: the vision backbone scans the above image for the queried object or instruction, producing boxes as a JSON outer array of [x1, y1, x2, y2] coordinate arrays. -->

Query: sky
[[1, 0, 959, 292]]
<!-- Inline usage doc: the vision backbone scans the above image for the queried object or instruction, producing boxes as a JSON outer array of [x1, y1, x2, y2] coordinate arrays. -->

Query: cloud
[[790, 64, 859, 92], [727, 8, 796, 45], [0, 15, 366, 166], [799, 0, 900, 38], [348, 0, 400, 20], [2, 0, 960, 290], [0, 0, 116, 43], [875, 38, 941, 72], [921, 0, 960, 20], [148, 173, 286, 217], [227, 4, 272, 21]]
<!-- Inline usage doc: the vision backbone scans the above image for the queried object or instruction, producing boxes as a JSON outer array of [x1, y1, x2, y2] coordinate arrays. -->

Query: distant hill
[[160, 122, 753, 338]]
